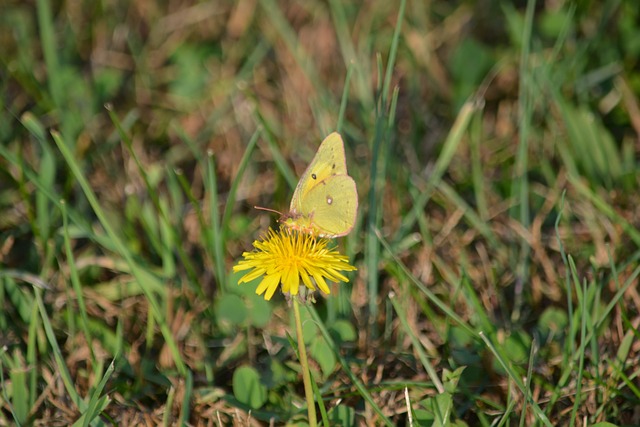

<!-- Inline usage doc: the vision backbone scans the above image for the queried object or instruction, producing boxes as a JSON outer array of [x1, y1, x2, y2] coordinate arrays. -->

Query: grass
[[1, 0, 640, 425]]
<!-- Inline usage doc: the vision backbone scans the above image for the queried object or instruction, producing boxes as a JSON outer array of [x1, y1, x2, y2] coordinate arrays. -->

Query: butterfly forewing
[[290, 133, 349, 212], [285, 132, 357, 237]]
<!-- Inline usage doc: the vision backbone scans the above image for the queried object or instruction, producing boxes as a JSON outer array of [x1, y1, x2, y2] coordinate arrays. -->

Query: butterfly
[[282, 132, 358, 238]]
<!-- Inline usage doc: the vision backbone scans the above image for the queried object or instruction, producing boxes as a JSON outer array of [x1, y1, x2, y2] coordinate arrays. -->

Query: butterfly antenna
[[254, 206, 283, 216]]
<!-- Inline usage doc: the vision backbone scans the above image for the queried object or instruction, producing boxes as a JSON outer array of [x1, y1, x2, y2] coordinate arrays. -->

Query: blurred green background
[[1, 0, 640, 425]]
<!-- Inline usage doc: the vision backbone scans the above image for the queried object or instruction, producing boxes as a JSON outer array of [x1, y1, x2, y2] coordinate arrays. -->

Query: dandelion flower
[[233, 227, 357, 301]]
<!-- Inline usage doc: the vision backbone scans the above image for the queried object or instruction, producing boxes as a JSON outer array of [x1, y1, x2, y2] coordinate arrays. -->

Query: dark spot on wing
[[311, 173, 317, 180]]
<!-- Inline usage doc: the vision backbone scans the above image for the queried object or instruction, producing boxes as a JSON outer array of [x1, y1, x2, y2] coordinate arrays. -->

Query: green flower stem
[[293, 297, 317, 427]]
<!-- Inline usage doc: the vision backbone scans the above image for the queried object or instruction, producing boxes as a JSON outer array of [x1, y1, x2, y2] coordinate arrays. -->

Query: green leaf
[[230, 269, 261, 297], [413, 408, 434, 425], [247, 296, 272, 328], [232, 366, 267, 409], [168, 44, 216, 101], [328, 405, 355, 427], [449, 38, 494, 108], [537, 307, 569, 341], [539, 6, 574, 39], [310, 337, 337, 378], [503, 330, 531, 364], [215, 294, 248, 326], [419, 392, 453, 427], [329, 320, 357, 343], [442, 367, 465, 394]]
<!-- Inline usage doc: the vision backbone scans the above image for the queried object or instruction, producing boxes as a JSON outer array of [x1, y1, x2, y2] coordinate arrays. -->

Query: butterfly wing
[[290, 132, 348, 213], [286, 132, 358, 237], [299, 174, 358, 237]]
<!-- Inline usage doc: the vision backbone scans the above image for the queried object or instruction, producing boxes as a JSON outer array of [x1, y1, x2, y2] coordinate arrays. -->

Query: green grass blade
[[438, 181, 498, 246], [365, 118, 384, 334], [567, 173, 640, 246], [61, 201, 94, 361], [569, 278, 588, 427], [328, 0, 373, 109], [35, 0, 62, 111], [258, 0, 334, 111], [221, 128, 261, 235], [178, 369, 193, 426], [175, 169, 213, 260], [35, 286, 85, 411], [468, 110, 489, 220], [460, 273, 496, 334], [207, 151, 226, 290], [254, 110, 297, 190], [364, 0, 406, 331], [366, 87, 401, 332], [381, 0, 406, 107], [9, 351, 29, 425], [336, 63, 354, 135], [27, 300, 39, 412], [479, 331, 553, 427], [378, 231, 476, 337], [20, 112, 56, 247], [509, 0, 536, 324], [51, 131, 187, 375], [400, 98, 481, 235], [0, 142, 115, 253], [389, 293, 444, 393], [307, 306, 394, 427], [163, 385, 175, 427], [310, 373, 330, 427], [79, 359, 116, 427], [519, 339, 537, 427]]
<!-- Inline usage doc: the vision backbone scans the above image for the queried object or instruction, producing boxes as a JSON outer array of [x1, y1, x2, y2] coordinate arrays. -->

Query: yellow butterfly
[[283, 132, 358, 238]]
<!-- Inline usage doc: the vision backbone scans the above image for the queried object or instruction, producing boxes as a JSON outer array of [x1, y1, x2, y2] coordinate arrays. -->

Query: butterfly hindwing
[[301, 175, 357, 237]]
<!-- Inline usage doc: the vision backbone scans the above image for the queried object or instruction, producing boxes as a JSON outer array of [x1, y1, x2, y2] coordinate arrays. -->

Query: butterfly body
[[283, 132, 357, 238]]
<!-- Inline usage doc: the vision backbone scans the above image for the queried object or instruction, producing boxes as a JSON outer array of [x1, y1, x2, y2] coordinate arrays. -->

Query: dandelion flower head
[[233, 227, 356, 301]]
